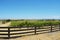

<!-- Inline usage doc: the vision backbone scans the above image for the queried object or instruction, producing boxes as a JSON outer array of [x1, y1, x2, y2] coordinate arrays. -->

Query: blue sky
[[0, 0, 60, 19]]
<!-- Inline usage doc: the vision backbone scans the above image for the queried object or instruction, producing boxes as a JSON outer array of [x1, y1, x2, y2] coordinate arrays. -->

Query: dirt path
[[0, 31, 59, 40], [0, 22, 11, 27], [8, 31, 60, 40]]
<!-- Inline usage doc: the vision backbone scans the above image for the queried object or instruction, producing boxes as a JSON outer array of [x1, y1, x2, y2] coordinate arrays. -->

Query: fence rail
[[0, 25, 60, 39]]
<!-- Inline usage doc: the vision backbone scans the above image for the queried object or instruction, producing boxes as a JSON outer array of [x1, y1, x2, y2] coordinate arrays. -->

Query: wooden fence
[[0, 25, 60, 39]]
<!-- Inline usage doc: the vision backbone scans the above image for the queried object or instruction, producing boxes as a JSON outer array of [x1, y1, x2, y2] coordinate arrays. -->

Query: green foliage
[[11, 20, 60, 27]]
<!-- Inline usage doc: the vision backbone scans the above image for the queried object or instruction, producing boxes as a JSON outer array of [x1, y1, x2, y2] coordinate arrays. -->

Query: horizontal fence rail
[[0, 25, 60, 39]]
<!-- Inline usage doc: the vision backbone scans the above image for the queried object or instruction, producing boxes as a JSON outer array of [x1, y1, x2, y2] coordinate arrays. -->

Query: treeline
[[0, 19, 11, 24]]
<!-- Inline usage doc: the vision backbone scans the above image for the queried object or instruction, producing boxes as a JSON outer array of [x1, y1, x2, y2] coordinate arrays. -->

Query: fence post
[[50, 24, 52, 32], [8, 27, 10, 39], [59, 23, 60, 31], [34, 27, 37, 35]]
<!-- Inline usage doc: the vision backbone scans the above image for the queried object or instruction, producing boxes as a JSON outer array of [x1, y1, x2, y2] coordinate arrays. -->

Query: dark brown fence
[[0, 25, 60, 39]]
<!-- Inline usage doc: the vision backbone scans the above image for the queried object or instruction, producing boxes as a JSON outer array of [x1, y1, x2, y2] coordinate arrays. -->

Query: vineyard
[[9, 20, 60, 38], [0, 21, 2, 25], [11, 20, 60, 27]]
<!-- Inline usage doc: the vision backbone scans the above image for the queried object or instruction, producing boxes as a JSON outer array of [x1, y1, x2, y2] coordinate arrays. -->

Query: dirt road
[[0, 22, 11, 27], [9, 31, 60, 40], [0, 31, 60, 40]]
